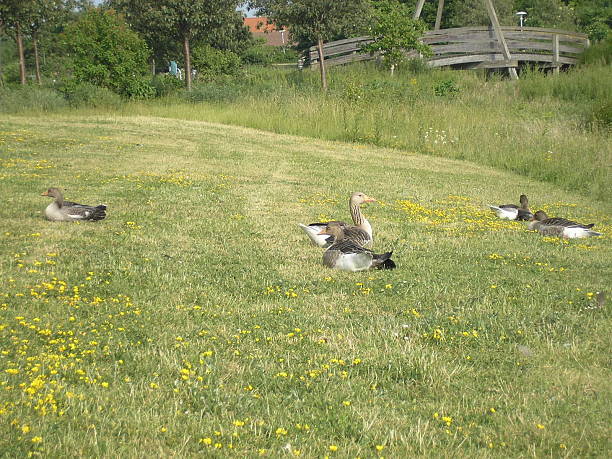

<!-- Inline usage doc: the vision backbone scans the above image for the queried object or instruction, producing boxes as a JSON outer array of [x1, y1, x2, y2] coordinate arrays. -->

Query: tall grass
[[116, 63, 611, 200], [2, 61, 610, 200]]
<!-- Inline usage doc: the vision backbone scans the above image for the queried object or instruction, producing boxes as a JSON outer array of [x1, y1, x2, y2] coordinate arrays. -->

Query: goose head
[[350, 192, 376, 206], [519, 194, 529, 209], [42, 187, 63, 200], [318, 222, 346, 240], [532, 210, 548, 221]]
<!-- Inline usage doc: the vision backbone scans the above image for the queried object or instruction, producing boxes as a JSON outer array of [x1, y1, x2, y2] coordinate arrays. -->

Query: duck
[[489, 194, 533, 221], [528, 210, 602, 238], [318, 222, 396, 271], [299, 192, 375, 248], [42, 187, 107, 222]]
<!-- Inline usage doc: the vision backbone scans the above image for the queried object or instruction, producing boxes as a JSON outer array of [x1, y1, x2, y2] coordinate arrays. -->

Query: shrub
[[123, 77, 156, 100], [58, 81, 121, 108], [434, 79, 460, 97], [0, 86, 67, 112], [191, 45, 242, 80], [151, 74, 184, 96], [64, 9, 150, 97]]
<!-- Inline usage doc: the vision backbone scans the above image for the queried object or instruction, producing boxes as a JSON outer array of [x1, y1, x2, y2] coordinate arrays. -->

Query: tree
[[64, 9, 151, 95], [362, 0, 430, 74], [0, 0, 30, 84], [109, 0, 244, 90], [250, 0, 371, 90]]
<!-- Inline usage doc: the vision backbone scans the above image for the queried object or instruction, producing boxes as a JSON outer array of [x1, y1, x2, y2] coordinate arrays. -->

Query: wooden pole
[[552, 34, 560, 75], [483, 0, 518, 80], [435, 0, 445, 30], [413, 0, 426, 20]]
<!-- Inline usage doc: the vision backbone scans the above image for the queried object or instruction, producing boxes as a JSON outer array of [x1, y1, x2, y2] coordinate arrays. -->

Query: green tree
[[362, 0, 430, 74], [568, 0, 612, 41], [64, 9, 151, 95], [250, 0, 371, 90], [0, 0, 30, 84], [108, 0, 244, 90]]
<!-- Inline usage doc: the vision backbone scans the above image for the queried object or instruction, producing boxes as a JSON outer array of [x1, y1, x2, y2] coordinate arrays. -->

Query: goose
[[489, 194, 533, 221], [318, 222, 396, 271], [528, 210, 602, 238], [42, 187, 107, 222], [299, 192, 375, 248]]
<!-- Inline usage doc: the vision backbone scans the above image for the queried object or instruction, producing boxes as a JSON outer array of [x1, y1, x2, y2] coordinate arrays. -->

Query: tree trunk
[[317, 38, 327, 91], [16, 23, 26, 85], [150, 57, 156, 76], [183, 35, 192, 91], [33, 35, 42, 85]]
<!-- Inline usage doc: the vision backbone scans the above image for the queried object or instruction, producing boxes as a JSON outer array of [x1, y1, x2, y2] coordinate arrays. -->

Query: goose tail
[[372, 251, 396, 270], [90, 205, 107, 221]]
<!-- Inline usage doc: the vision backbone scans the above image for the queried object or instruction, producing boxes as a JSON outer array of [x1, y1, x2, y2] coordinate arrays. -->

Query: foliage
[[0, 85, 67, 111], [57, 80, 122, 107], [250, 0, 370, 46], [362, 0, 430, 73], [241, 38, 299, 65], [64, 9, 151, 97], [151, 73, 184, 96], [433, 79, 460, 97], [568, 0, 612, 41], [514, 0, 575, 29], [109, 0, 245, 90], [191, 44, 242, 79]]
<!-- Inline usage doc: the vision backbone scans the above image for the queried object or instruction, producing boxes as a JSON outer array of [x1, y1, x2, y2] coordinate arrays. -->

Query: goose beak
[[364, 196, 376, 203], [41, 191, 48, 196]]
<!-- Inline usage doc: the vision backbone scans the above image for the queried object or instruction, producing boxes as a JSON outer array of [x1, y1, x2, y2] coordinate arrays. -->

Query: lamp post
[[516, 11, 527, 31]]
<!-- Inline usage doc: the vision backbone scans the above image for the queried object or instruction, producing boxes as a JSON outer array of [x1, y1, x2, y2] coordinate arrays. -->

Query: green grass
[[77, 63, 611, 201], [0, 114, 610, 457]]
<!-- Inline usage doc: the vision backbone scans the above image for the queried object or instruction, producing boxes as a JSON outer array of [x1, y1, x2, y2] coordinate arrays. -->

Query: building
[[243, 17, 288, 47]]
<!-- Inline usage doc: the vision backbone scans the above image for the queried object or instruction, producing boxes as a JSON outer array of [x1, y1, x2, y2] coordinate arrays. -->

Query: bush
[[151, 74, 184, 96], [58, 81, 121, 108], [123, 77, 156, 100], [191, 45, 242, 80], [64, 9, 151, 96], [0, 86, 67, 112], [242, 40, 299, 65]]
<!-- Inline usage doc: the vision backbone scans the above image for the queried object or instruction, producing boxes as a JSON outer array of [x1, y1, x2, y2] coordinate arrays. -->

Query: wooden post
[[435, 0, 445, 30], [552, 34, 560, 75], [413, 0, 426, 20], [483, 0, 518, 80]]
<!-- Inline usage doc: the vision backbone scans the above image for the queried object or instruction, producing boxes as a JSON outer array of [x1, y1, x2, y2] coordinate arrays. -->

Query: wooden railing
[[304, 27, 590, 70]]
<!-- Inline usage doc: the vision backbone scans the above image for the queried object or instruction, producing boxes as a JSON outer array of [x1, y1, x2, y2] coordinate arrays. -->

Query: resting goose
[[489, 194, 533, 221], [42, 187, 107, 222], [299, 192, 375, 248], [528, 210, 602, 238], [318, 222, 396, 271]]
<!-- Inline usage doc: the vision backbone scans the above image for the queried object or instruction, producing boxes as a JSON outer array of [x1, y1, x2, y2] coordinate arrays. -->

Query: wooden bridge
[[304, 26, 590, 73]]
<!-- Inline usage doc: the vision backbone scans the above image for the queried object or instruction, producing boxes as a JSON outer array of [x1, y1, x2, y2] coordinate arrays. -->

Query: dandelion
[[31, 437, 43, 443], [275, 428, 288, 436], [329, 445, 338, 452], [536, 424, 545, 429], [375, 445, 385, 451]]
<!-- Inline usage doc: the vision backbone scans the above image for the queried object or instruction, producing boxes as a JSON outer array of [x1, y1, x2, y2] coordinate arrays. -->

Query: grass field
[[0, 114, 610, 457]]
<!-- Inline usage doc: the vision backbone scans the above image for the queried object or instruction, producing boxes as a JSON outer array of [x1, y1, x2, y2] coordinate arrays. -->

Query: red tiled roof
[[243, 17, 277, 33], [243, 17, 289, 47]]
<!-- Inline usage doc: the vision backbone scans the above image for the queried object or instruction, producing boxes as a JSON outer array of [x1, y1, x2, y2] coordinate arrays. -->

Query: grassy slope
[[0, 114, 610, 457]]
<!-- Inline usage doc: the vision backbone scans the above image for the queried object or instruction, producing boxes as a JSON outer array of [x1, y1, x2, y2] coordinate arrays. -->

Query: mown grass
[[115, 63, 611, 201], [0, 114, 610, 457]]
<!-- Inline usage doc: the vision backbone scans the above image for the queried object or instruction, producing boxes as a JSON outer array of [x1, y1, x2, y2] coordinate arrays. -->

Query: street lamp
[[516, 11, 527, 31]]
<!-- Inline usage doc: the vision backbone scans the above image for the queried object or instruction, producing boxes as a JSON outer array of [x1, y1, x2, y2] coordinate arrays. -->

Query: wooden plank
[[483, 0, 518, 79], [435, 0, 445, 30], [424, 25, 588, 39], [414, 0, 426, 20], [430, 41, 584, 56], [308, 41, 372, 60], [428, 53, 578, 67], [553, 34, 560, 74]]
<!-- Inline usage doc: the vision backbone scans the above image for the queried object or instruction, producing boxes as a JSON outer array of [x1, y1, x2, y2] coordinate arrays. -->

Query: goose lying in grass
[[42, 187, 107, 222], [299, 192, 375, 248], [528, 210, 602, 238], [318, 222, 396, 271], [489, 194, 533, 221]]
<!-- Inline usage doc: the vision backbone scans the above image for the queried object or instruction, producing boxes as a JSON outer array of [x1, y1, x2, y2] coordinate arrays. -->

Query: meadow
[[0, 108, 610, 457]]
